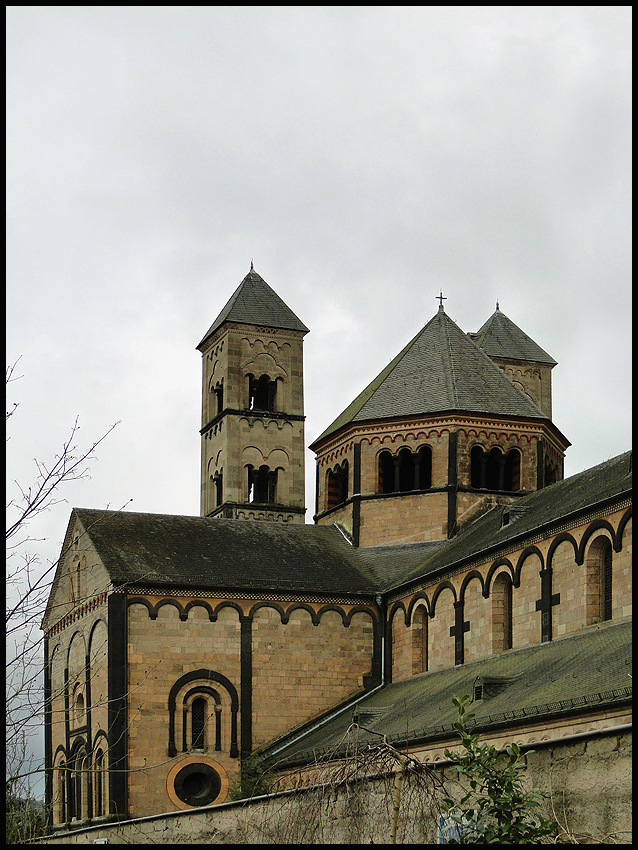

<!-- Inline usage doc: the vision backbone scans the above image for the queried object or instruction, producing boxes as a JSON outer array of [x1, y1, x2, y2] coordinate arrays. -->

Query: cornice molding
[[313, 412, 568, 457]]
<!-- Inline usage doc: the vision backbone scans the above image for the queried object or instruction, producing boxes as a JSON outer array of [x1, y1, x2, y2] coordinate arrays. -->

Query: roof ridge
[[441, 310, 460, 408]]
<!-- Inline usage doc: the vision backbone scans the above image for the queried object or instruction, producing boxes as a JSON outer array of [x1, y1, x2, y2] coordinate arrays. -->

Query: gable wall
[[45, 516, 113, 825]]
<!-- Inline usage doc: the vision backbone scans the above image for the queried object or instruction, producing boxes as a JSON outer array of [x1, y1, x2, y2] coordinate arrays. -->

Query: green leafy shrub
[[441, 694, 559, 844], [6, 792, 47, 844]]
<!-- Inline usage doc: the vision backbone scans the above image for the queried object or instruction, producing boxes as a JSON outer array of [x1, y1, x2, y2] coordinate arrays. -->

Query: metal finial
[[496, 300, 500, 311], [250, 259, 254, 271], [437, 291, 447, 309]]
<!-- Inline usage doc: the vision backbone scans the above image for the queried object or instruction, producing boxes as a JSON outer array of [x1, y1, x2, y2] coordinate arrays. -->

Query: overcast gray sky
[[7, 6, 632, 572]]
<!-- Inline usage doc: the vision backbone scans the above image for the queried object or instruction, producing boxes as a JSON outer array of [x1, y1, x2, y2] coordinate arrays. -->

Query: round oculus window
[[173, 762, 222, 807]]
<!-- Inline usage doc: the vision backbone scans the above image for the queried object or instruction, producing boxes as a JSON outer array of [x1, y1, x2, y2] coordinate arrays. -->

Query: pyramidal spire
[[471, 308, 556, 365], [197, 266, 309, 350], [311, 306, 548, 447]]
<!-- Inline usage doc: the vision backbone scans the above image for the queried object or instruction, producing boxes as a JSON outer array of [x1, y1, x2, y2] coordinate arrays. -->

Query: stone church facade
[[42, 268, 632, 831]]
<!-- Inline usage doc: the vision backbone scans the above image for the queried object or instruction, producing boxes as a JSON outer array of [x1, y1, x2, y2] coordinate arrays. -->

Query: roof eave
[[386, 486, 631, 600], [311, 409, 571, 453]]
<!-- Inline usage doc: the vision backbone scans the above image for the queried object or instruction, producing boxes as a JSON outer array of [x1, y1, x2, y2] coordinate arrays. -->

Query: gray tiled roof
[[469, 308, 557, 365], [73, 509, 376, 596], [261, 619, 632, 767], [73, 452, 631, 599], [198, 267, 309, 349], [313, 307, 548, 446]]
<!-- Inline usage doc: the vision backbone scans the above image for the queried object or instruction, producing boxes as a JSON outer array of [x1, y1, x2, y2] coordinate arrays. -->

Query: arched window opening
[[180, 687, 223, 754], [79, 755, 90, 820], [492, 573, 513, 653], [75, 692, 85, 725], [417, 445, 432, 490], [326, 461, 349, 509], [247, 465, 278, 504], [504, 449, 521, 491], [191, 697, 207, 749], [585, 536, 614, 625], [398, 448, 414, 492], [213, 471, 223, 508], [55, 761, 67, 824], [544, 457, 560, 487], [248, 374, 276, 412], [69, 556, 81, 602], [214, 382, 224, 416], [602, 541, 613, 622], [378, 450, 394, 494], [411, 606, 428, 675], [486, 447, 504, 491], [69, 763, 79, 821], [93, 750, 106, 818], [338, 460, 349, 503], [470, 445, 485, 488]]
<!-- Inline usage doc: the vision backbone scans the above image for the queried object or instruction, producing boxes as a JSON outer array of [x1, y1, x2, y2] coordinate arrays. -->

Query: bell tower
[[197, 266, 309, 523]]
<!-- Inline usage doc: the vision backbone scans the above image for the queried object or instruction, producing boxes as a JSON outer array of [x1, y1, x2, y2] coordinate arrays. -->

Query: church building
[[42, 267, 632, 829]]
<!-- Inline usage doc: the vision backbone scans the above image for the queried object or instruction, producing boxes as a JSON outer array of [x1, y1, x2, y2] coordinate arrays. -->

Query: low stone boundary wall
[[33, 728, 632, 844]]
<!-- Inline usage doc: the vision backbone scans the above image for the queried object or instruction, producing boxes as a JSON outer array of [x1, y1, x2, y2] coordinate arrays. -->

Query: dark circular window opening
[[174, 763, 221, 807]]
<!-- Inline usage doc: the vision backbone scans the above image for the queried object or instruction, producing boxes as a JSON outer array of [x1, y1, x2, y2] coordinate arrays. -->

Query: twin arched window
[[378, 446, 432, 494], [470, 446, 521, 491]]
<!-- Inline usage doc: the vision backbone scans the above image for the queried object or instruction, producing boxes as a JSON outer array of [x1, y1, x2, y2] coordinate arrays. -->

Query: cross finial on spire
[[436, 290, 447, 310]]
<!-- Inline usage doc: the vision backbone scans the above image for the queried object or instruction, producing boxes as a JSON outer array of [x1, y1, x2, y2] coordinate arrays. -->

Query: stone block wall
[[251, 606, 374, 747], [125, 594, 376, 818], [200, 325, 306, 520], [389, 506, 631, 682]]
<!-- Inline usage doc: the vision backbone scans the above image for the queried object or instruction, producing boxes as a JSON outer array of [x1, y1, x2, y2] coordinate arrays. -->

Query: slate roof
[[72, 509, 377, 597], [382, 450, 632, 593], [70, 452, 631, 601], [312, 307, 549, 446], [469, 308, 557, 365], [260, 619, 632, 768], [198, 266, 309, 349]]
